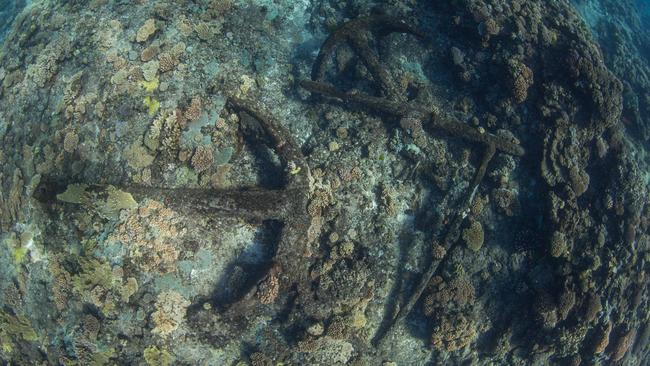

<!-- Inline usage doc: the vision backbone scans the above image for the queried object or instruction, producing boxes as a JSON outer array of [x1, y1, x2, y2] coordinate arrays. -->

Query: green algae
[[56, 184, 138, 220], [56, 183, 89, 204], [72, 258, 116, 295], [89, 348, 116, 366], [98, 186, 138, 220], [0, 312, 38, 347], [144, 346, 173, 366]]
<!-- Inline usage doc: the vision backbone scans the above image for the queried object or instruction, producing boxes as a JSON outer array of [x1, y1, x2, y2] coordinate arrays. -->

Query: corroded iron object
[[302, 15, 525, 345], [311, 15, 425, 98], [39, 98, 312, 310]]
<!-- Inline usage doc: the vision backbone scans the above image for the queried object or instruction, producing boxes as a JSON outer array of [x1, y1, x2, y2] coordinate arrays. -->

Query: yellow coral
[[238, 74, 256, 96], [12, 246, 28, 265], [143, 96, 160, 116], [140, 77, 159, 93], [3, 232, 30, 266], [290, 166, 302, 175]]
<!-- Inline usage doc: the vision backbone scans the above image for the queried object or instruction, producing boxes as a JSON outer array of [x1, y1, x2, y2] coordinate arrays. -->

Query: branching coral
[[25, 35, 71, 87], [423, 275, 476, 315], [185, 96, 203, 121], [71, 258, 116, 296], [0, 168, 25, 231], [70, 257, 137, 315], [430, 313, 478, 351], [158, 52, 178, 73], [144, 109, 183, 155], [257, 265, 281, 304], [63, 130, 79, 153], [508, 59, 534, 103], [109, 199, 182, 274], [191, 145, 214, 173]]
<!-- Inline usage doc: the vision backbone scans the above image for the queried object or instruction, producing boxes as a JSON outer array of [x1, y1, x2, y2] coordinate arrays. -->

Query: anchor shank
[[126, 186, 293, 221]]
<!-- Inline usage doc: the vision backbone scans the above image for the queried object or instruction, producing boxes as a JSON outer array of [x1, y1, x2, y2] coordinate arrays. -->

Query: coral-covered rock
[[430, 313, 478, 351], [191, 145, 214, 173], [463, 221, 485, 252], [610, 327, 637, 361], [136, 19, 157, 43], [508, 59, 534, 103], [151, 291, 190, 337]]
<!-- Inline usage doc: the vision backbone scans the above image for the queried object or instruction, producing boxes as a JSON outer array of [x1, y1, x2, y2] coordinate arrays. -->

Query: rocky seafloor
[[0, 0, 649, 365]]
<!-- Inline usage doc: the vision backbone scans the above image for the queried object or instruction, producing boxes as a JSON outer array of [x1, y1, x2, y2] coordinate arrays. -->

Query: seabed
[[0, 0, 649, 365]]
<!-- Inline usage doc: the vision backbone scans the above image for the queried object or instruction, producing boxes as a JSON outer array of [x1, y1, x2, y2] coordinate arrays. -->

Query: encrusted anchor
[[300, 15, 524, 345], [36, 97, 314, 312]]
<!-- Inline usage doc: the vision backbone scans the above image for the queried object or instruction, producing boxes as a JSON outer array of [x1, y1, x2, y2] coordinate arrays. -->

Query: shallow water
[[0, 0, 648, 365]]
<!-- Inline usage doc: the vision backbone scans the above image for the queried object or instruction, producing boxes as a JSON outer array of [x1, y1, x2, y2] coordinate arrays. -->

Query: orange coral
[[109, 200, 183, 273], [611, 327, 637, 361], [430, 313, 477, 351], [140, 44, 160, 62], [191, 145, 214, 173], [257, 267, 280, 304], [158, 52, 178, 73], [151, 291, 190, 337], [185, 96, 202, 121]]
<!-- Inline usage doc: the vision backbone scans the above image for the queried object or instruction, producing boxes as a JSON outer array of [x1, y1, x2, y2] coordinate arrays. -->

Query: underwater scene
[[0, 0, 649, 365]]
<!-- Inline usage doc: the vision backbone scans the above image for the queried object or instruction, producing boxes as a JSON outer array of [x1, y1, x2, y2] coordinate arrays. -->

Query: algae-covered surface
[[0, 0, 649, 365]]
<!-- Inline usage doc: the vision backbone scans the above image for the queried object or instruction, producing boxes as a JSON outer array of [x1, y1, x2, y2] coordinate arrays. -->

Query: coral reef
[[0, 0, 648, 364], [136, 19, 157, 43], [151, 290, 190, 337], [462, 220, 485, 252]]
